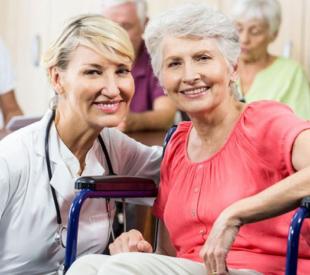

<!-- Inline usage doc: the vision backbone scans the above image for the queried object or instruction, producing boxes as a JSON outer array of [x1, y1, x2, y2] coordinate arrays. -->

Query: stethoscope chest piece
[[55, 224, 67, 248]]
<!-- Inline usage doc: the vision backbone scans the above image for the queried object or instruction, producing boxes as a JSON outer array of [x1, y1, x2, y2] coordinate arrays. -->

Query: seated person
[[67, 4, 310, 275], [0, 15, 162, 274], [232, 0, 310, 119], [0, 39, 23, 127], [101, 0, 176, 132]]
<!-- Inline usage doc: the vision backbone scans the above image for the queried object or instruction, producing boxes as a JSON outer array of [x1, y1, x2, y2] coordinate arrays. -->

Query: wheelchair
[[63, 175, 158, 273], [63, 176, 310, 275], [285, 196, 310, 275]]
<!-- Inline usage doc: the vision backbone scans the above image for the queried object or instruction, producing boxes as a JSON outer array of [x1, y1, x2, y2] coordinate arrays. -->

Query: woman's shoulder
[[240, 100, 306, 138], [244, 100, 294, 116], [273, 56, 305, 73], [175, 121, 192, 135], [162, 121, 191, 161], [168, 121, 191, 146]]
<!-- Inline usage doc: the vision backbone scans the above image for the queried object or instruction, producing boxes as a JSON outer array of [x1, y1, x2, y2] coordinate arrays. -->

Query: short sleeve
[[0, 40, 15, 94], [242, 101, 310, 175]]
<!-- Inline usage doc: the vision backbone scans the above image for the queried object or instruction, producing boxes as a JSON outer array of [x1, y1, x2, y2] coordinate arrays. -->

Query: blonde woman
[[0, 15, 161, 274]]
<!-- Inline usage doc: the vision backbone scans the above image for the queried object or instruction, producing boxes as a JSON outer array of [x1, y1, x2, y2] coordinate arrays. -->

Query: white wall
[[0, 0, 309, 116]]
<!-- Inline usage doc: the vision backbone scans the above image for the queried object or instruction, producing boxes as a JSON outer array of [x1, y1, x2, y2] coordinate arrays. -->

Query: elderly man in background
[[101, 0, 176, 132], [0, 39, 23, 128]]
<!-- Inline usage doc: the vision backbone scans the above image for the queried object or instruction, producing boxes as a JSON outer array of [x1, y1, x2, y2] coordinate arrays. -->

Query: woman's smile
[[93, 100, 123, 113], [179, 86, 211, 98]]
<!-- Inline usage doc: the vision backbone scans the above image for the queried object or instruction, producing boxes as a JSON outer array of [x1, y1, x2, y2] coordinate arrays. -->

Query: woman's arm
[[200, 129, 310, 275]]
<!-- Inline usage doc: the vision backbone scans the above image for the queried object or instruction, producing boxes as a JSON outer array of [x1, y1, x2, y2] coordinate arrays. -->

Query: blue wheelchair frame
[[63, 179, 310, 274], [62, 120, 310, 274], [63, 175, 158, 273], [285, 196, 310, 275]]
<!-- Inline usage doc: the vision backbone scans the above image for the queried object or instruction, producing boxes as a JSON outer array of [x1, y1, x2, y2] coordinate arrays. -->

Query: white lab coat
[[0, 110, 162, 275]]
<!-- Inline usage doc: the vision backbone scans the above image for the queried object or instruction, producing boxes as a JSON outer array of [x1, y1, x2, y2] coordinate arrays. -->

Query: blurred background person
[[0, 38, 23, 127], [101, 0, 176, 132], [232, 0, 310, 119]]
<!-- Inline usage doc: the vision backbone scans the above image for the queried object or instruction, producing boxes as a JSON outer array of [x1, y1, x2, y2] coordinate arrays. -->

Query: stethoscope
[[45, 109, 115, 248]]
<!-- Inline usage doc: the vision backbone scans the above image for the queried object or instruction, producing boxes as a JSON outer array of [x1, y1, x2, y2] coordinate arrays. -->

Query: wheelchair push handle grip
[[301, 196, 310, 209], [75, 175, 157, 192]]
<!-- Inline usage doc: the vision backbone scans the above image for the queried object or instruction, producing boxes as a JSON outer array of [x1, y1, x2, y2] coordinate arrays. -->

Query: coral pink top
[[153, 101, 310, 275]]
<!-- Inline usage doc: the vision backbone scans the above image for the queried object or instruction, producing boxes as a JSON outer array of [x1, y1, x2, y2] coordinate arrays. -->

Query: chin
[[89, 117, 123, 130]]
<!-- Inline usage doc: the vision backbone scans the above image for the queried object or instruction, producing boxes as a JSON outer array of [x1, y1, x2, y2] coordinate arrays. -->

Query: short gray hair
[[231, 0, 281, 37], [100, 0, 148, 26], [144, 3, 240, 79]]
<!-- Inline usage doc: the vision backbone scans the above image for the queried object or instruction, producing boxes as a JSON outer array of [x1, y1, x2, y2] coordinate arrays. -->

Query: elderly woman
[[0, 15, 161, 274], [67, 4, 310, 275], [232, 0, 310, 119]]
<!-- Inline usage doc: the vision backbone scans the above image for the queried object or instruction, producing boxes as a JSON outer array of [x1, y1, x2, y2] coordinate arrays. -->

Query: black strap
[[45, 110, 62, 225], [45, 110, 115, 226], [98, 135, 116, 176], [162, 125, 177, 157]]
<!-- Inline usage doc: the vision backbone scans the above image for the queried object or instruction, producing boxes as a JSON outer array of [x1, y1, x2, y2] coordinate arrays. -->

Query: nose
[[182, 61, 200, 85], [239, 30, 250, 44], [101, 74, 120, 98]]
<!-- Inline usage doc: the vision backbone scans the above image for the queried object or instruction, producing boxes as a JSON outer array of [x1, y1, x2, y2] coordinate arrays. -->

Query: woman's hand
[[109, 229, 153, 255], [199, 212, 241, 275]]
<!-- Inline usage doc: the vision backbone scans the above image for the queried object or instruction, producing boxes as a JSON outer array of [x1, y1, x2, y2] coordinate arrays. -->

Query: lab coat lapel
[[49, 162, 77, 203], [82, 141, 105, 176], [50, 140, 107, 204]]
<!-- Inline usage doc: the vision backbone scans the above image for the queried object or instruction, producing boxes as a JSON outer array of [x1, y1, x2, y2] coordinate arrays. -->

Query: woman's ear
[[49, 67, 65, 95]]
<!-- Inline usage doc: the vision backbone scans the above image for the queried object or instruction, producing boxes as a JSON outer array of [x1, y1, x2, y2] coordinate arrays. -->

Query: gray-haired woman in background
[[68, 3, 310, 275], [232, 0, 310, 119]]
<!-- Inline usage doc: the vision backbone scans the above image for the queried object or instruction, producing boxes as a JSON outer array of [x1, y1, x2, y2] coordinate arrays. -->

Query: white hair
[[144, 3, 240, 80], [100, 0, 147, 26], [231, 0, 281, 37]]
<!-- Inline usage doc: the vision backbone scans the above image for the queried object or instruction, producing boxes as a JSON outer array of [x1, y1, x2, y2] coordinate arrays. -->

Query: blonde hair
[[43, 14, 134, 80]]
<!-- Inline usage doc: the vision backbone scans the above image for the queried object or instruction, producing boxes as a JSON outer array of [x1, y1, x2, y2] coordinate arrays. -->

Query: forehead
[[162, 36, 220, 59], [102, 2, 139, 24], [68, 45, 131, 67], [235, 18, 268, 29]]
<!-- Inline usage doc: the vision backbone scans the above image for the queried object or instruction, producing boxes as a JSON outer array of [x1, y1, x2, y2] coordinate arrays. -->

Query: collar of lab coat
[[34, 110, 105, 202]]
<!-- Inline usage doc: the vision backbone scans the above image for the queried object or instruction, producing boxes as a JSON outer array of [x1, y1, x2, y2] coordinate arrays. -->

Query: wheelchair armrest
[[75, 175, 156, 192], [301, 196, 310, 209]]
